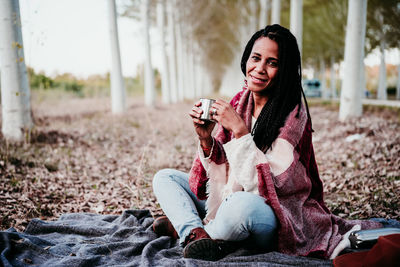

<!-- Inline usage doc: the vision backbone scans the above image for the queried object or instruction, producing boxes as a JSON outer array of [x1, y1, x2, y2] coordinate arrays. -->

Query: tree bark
[[167, 1, 178, 103], [175, 12, 185, 101], [339, 0, 367, 121], [330, 56, 337, 98], [290, 0, 303, 54], [142, 0, 156, 106], [107, 0, 126, 113], [0, 0, 33, 141], [319, 57, 327, 99], [397, 55, 400, 100], [259, 0, 270, 29], [377, 38, 387, 100], [271, 0, 281, 25], [157, 0, 170, 104]]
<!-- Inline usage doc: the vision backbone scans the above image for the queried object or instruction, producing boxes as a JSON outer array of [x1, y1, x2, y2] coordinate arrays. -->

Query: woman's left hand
[[211, 100, 249, 139]]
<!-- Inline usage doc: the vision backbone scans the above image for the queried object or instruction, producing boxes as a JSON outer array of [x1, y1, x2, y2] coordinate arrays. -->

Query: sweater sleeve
[[223, 104, 307, 193]]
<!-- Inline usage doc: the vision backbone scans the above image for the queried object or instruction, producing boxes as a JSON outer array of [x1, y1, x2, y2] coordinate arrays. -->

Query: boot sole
[[183, 238, 221, 261]]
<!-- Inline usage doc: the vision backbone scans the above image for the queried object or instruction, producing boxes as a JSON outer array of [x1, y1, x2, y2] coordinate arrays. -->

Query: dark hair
[[240, 24, 310, 152]]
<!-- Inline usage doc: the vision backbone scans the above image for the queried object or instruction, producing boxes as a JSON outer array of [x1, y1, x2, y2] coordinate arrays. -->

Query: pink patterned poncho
[[189, 88, 381, 259]]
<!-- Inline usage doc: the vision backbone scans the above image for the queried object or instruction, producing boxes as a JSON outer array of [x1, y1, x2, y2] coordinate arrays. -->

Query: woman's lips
[[250, 74, 267, 84]]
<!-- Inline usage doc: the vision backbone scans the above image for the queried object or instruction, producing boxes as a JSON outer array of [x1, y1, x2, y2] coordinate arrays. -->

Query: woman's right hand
[[189, 101, 216, 143]]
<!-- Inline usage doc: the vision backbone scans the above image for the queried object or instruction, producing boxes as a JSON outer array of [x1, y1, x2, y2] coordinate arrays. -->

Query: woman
[[152, 24, 381, 261]]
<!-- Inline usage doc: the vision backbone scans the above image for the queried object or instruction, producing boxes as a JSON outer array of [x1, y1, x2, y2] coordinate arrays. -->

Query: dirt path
[[1, 97, 399, 231]]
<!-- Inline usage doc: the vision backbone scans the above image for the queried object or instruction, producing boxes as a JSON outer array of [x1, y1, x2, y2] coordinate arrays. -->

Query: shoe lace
[[184, 232, 197, 246]]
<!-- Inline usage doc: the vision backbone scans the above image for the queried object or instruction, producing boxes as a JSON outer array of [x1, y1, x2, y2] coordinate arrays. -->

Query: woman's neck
[[252, 93, 268, 119]]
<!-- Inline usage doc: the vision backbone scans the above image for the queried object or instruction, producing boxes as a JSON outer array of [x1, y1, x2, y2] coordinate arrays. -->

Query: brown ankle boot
[[152, 216, 178, 239], [182, 227, 222, 261]]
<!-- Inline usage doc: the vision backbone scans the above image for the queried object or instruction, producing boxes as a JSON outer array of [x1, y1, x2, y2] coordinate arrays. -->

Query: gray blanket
[[0, 210, 332, 266]]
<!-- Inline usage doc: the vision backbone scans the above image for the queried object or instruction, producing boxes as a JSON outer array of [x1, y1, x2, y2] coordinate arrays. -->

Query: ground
[[0, 96, 399, 231]]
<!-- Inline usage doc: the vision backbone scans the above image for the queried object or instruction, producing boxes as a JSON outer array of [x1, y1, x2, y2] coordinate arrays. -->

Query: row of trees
[[0, 0, 399, 141]]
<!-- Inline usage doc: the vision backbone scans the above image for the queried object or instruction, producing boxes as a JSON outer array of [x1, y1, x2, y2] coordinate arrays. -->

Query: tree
[[366, 0, 400, 100], [290, 0, 303, 54], [166, 0, 178, 103], [0, 0, 33, 141], [339, 0, 368, 121], [271, 0, 281, 24], [142, 0, 156, 106], [259, 0, 270, 28], [157, 0, 170, 104], [303, 0, 347, 99], [107, 0, 126, 113]]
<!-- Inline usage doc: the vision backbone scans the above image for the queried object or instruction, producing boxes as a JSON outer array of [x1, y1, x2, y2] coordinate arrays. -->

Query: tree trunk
[[175, 14, 184, 101], [0, 0, 33, 141], [107, 0, 126, 113], [290, 0, 303, 54], [259, 0, 270, 28], [271, 0, 281, 25], [330, 56, 337, 98], [157, 0, 170, 104], [188, 39, 196, 99], [167, 1, 178, 103], [319, 57, 327, 99], [377, 38, 387, 100], [397, 55, 400, 100], [339, 0, 367, 121], [249, 0, 258, 32], [142, 0, 156, 106]]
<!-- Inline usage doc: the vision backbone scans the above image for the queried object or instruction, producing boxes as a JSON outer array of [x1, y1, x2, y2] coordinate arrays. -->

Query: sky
[[18, 0, 399, 79], [19, 0, 161, 78]]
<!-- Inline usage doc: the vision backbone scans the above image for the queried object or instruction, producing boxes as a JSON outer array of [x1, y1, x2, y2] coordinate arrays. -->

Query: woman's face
[[245, 37, 279, 94]]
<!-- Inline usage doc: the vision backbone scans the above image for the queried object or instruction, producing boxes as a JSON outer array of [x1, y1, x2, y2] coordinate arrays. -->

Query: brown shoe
[[152, 216, 178, 239], [182, 227, 222, 261]]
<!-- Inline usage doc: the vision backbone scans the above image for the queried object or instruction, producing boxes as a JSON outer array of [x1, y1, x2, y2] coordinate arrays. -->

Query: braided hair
[[240, 24, 311, 153]]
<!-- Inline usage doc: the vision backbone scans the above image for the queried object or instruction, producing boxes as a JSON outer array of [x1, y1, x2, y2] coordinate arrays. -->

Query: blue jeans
[[152, 168, 278, 250]]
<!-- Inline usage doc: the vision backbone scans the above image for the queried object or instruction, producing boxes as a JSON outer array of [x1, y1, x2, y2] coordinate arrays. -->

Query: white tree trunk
[[259, 0, 270, 28], [271, 0, 281, 25], [107, 0, 126, 114], [397, 56, 400, 100], [219, 9, 248, 97], [157, 0, 170, 104], [339, 0, 367, 121], [142, 0, 156, 106], [290, 0, 303, 54], [188, 39, 196, 99], [377, 39, 387, 100], [330, 56, 337, 98], [0, 0, 33, 141], [167, 1, 178, 103], [320, 57, 327, 99], [175, 16, 184, 101], [249, 0, 258, 32]]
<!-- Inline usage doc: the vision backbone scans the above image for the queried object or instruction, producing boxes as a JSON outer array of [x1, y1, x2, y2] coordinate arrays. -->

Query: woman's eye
[[251, 56, 260, 61], [267, 60, 278, 67]]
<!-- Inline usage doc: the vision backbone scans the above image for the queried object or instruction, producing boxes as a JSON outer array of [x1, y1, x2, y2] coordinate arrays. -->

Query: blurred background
[[1, 0, 399, 230], [12, 0, 400, 102]]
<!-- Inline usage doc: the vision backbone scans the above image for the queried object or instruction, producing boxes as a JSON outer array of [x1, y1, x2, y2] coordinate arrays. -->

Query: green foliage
[[26, 66, 147, 99], [28, 67, 55, 89], [367, 0, 400, 51], [28, 67, 84, 97], [302, 0, 347, 67]]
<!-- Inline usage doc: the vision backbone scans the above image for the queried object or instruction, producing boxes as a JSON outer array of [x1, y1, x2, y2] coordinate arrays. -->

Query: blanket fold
[[0, 210, 334, 266]]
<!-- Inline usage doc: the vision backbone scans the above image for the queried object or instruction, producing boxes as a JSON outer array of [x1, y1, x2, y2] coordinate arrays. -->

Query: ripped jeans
[[152, 168, 277, 250]]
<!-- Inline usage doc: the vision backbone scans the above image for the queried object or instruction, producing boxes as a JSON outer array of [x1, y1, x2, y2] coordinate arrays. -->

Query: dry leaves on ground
[[0, 98, 399, 231]]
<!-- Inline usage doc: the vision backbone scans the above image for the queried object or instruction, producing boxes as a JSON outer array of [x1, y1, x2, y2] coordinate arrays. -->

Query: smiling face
[[245, 37, 279, 95]]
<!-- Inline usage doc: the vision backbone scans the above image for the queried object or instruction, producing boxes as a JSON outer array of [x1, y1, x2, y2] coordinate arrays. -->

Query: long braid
[[242, 24, 306, 152]]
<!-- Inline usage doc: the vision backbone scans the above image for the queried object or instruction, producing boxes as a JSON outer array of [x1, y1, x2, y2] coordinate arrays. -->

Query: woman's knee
[[153, 168, 176, 192], [223, 192, 277, 227], [152, 168, 189, 194]]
